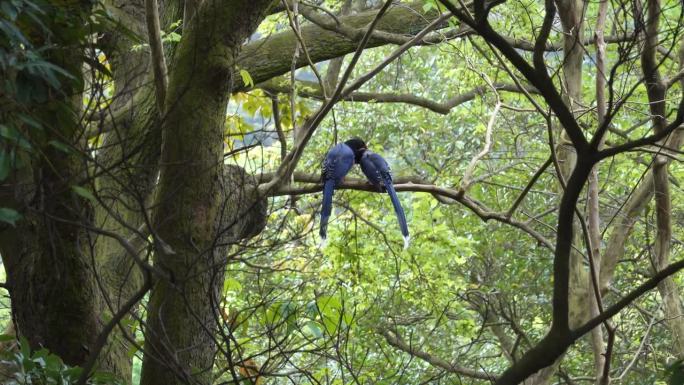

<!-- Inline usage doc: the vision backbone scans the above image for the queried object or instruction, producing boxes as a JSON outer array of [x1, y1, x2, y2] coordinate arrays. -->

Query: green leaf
[[264, 304, 279, 325], [168, 19, 182, 29], [239, 69, 254, 88], [163, 31, 181, 43], [316, 295, 342, 315], [223, 277, 242, 293], [322, 316, 338, 335], [71, 185, 96, 203], [18, 114, 42, 130], [0, 124, 32, 150], [0, 207, 21, 226], [48, 140, 72, 154], [0, 334, 15, 342], [19, 336, 30, 359], [305, 321, 323, 339]]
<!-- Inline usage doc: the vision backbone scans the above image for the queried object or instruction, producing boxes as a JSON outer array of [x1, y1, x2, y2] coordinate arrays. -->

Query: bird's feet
[[366, 182, 385, 192]]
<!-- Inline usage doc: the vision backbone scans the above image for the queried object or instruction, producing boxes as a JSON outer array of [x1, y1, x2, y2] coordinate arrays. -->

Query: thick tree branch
[[597, 110, 684, 159], [640, 0, 684, 355], [235, 2, 446, 90], [143, 0, 273, 382], [297, 0, 464, 46], [589, 0, 610, 381]]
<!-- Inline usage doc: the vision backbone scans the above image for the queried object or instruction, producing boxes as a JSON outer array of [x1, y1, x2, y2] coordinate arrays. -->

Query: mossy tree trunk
[[139, 1, 271, 384], [0, 0, 100, 367]]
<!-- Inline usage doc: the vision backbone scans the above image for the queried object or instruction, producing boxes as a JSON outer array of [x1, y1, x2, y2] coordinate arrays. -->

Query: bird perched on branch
[[359, 149, 410, 249], [319, 138, 367, 243], [319, 137, 410, 249]]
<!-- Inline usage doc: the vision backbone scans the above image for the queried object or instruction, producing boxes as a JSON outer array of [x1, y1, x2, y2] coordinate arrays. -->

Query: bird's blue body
[[319, 140, 365, 241], [360, 150, 410, 249]]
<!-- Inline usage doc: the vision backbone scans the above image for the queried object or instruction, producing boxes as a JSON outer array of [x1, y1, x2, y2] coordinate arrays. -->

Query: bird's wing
[[320, 143, 355, 241], [362, 151, 409, 248], [322, 143, 355, 183], [359, 151, 386, 187]]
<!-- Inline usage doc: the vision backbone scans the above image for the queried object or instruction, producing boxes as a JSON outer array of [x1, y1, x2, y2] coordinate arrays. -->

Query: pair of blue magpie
[[319, 138, 410, 249]]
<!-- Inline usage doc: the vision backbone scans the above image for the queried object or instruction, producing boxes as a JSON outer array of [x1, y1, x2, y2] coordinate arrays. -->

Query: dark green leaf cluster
[[0, 0, 79, 104], [0, 335, 121, 384], [0, 0, 102, 227]]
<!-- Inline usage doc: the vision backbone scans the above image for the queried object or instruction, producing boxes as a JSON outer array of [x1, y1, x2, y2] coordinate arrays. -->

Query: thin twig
[[461, 100, 501, 191]]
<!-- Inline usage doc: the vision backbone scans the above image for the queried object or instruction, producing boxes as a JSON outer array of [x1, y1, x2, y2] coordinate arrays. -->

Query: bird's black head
[[344, 138, 367, 163]]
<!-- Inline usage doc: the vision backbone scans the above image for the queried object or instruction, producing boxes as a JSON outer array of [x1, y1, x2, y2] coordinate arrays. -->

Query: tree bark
[[587, 0, 610, 382], [0, 0, 102, 367], [640, 0, 684, 357], [89, 0, 184, 379], [139, 0, 271, 384], [234, 2, 442, 90]]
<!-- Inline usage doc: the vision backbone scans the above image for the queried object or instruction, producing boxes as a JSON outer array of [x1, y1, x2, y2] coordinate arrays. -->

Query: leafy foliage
[[0, 336, 121, 385]]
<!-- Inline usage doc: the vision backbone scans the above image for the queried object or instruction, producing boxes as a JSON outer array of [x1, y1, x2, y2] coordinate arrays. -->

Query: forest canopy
[[1, 0, 684, 384]]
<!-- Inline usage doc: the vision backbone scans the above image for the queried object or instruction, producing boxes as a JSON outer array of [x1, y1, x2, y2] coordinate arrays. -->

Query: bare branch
[[506, 156, 553, 218], [461, 100, 500, 191]]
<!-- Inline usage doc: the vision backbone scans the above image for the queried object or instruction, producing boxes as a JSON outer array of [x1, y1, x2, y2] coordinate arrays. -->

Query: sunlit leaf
[[239, 69, 254, 88], [71, 185, 97, 203]]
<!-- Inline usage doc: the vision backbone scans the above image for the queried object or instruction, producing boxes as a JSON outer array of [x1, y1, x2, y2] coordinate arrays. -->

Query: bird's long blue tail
[[383, 174, 410, 249], [319, 179, 335, 242]]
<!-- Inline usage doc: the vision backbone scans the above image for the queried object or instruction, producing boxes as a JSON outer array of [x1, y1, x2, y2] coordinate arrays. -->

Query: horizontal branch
[[259, 80, 539, 114], [504, 33, 634, 52], [260, 172, 554, 250], [501, 32, 672, 59]]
